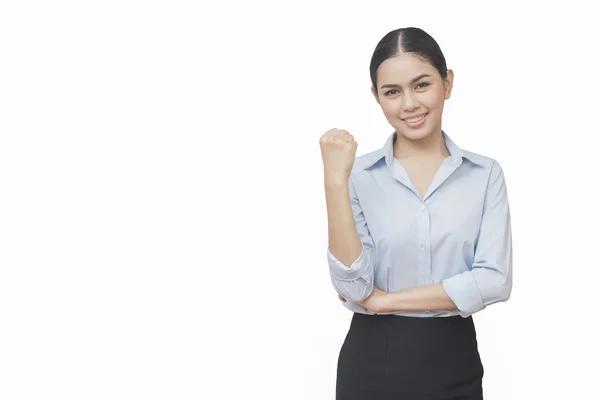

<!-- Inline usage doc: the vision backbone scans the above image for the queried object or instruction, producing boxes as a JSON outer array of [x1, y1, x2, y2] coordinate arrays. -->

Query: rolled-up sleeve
[[442, 161, 513, 318], [327, 175, 375, 303]]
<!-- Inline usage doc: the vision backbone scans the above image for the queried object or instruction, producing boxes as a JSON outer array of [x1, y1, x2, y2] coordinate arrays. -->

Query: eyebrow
[[380, 74, 432, 89]]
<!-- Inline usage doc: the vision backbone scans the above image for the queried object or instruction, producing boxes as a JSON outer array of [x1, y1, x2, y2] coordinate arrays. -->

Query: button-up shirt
[[327, 131, 513, 318]]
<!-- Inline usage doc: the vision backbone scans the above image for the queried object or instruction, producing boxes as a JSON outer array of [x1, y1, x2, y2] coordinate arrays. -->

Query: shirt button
[[420, 205, 426, 211], [421, 244, 428, 251]]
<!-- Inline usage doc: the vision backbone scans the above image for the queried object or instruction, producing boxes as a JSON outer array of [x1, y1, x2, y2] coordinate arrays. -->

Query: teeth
[[405, 114, 426, 123]]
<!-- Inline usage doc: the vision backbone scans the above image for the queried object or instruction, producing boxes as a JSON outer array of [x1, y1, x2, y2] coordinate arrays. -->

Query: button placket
[[417, 203, 431, 285]]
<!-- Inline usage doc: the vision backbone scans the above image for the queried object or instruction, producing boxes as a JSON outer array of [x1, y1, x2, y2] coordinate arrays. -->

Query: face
[[371, 53, 454, 142]]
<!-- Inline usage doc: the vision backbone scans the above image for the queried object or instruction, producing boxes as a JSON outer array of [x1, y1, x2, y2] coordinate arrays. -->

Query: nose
[[402, 93, 419, 111]]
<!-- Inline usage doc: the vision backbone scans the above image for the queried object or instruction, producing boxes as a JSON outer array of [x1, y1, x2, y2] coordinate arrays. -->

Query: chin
[[395, 127, 434, 141]]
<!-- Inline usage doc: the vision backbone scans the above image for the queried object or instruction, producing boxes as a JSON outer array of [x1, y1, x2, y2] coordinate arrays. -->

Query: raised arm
[[320, 129, 375, 303], [325, 176, 375, 303]]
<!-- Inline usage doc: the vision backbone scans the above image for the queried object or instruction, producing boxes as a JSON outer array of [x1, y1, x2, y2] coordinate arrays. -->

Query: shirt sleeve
[[442, 160, 513, 318], [327, 175, 375, 304]]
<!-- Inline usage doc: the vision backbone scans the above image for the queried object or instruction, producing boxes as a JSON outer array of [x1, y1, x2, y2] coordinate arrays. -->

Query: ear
[[444, 69, 454, 100], [371, 86, 380, 105]]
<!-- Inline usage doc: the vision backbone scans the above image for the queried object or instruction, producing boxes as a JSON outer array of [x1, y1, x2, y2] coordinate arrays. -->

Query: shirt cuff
[[442, 272, 486, 318], [341, 299, 376, 315], [327, 246, 371, 282]]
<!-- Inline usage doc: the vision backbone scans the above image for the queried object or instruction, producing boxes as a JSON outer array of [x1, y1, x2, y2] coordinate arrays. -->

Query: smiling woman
[[320, 27, 513, 399], [369, 30, 453, 146]]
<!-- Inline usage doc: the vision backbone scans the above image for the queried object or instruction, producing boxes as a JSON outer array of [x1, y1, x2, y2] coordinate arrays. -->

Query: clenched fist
[[319, 128, 357, 184]]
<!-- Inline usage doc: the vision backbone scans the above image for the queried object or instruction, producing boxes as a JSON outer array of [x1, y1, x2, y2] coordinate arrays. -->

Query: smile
[[403, 113, 427, 123], [402, 113, 428, 128]]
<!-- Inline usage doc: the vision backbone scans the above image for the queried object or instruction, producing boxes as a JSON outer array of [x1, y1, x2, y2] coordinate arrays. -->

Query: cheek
[[422, 90, 446, 110], [381, 101, 401, 118]]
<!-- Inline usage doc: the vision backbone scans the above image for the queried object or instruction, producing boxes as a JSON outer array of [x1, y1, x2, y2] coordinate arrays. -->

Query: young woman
[[320, 27, 513, 399]]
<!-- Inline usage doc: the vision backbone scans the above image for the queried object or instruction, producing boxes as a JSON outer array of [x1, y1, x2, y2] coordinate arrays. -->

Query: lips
[[402, 112, 428, 128], [403, 113, 427, 123]]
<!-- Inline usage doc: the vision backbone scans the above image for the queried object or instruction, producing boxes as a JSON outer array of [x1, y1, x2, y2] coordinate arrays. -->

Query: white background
[[1, 1, 599, 399]]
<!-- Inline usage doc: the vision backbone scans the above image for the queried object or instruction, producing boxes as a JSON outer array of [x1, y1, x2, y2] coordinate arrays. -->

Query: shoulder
[[461, 149, 509, 193], [461, 149, 506, 173], [462, 149, 495, 168]]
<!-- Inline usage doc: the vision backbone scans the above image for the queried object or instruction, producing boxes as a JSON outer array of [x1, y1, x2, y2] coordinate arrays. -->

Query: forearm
[[384, 284, 458, 312], [325, 179, 362, 267]]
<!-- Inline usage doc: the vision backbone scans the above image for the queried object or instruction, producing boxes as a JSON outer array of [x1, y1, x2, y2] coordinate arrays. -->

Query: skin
[[320, 129, 362, 269], [371, 52, 454, 150], [340, 52, 460, 314]]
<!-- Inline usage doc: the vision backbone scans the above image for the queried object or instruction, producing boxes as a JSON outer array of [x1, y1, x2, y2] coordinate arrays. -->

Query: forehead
[[377, 53, 438, 85]]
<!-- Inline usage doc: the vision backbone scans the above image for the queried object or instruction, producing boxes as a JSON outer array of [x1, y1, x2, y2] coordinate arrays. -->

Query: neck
[[393, 130, 450, 160]]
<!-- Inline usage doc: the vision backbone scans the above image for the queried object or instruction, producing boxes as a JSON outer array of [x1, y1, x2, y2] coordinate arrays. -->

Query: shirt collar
[[360, 130, 482, 170]]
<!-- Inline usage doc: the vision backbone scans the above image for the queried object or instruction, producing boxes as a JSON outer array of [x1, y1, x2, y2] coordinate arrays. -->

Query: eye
[[384, 89, 398, 96], [416, 82, 430, 89]]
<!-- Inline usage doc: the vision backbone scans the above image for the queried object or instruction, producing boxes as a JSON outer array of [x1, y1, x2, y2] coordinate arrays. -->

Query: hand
[[359, 286, 390, 314], [319, 128, 357, 184]]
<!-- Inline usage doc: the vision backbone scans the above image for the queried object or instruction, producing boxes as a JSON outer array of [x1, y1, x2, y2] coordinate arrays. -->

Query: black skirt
[[336, 312, 484, 400]]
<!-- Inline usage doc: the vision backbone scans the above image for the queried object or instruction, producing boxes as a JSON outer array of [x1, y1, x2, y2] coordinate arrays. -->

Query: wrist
[[383, 291, 393, 313], [324, 173, 349, 188], [384, 290, 401, 313]]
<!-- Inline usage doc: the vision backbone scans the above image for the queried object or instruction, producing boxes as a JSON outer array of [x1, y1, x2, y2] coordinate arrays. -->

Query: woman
[[320, 27, 513, 399]]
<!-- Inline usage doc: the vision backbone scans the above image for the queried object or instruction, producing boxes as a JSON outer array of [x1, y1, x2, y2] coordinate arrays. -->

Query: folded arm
[[376, 161, 513, 317]]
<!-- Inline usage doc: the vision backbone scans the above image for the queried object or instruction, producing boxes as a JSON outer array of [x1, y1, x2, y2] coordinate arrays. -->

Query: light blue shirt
[[327, 131, 512, 318]]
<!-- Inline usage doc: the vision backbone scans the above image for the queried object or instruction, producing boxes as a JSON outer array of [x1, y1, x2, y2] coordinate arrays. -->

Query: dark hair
[[369, 27, 448, 95]]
